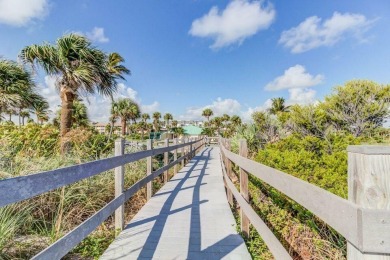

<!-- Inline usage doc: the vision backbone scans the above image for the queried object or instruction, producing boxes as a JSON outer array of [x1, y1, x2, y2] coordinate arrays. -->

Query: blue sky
[[0, 0, 389, 122]]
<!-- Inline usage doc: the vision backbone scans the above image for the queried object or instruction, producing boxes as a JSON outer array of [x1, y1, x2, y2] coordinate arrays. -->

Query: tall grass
[[0, 205, 31, 259], [0, 139, 149, 258]]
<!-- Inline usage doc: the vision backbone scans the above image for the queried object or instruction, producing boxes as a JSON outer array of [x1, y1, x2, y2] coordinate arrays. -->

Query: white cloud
[[180, 97, 242, 120], [86, 27, 109, 43], [141, 102, 160, 114], [38, 77, 157, 122], [178, 97, 273, 122], [189, 0, 275, 49], [241, 99, 272, 121], [0, 0, 49, 27], [265, 65, 324, 91], [279, 12, 376, 53], [286, 88, 317, 105]]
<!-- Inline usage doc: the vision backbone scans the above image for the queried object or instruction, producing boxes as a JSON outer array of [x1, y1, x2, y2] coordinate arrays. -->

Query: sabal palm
[[152, 112, 161, 131], [202, 108, 213, 122], [164, 113, 173, 128], [72, 100, 89, 127], [0, 59, 38, 120], [19, 110, 30, 125], [31, 98, 50, 124], [230, 115, 242, 126], [112, 98, 140, 136], [108, 53, 130, 80], [269, 97, 290, 115], [141, 113, 150, 122], [20, 34, 116, 148]]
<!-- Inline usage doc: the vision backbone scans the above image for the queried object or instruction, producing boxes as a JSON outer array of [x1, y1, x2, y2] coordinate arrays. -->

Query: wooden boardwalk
[[101, 147, 251, 260]]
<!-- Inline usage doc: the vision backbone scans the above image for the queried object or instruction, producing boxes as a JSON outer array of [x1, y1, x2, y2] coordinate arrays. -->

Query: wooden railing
[[0, 137, 206, 259], [219, 138, 390, 259]]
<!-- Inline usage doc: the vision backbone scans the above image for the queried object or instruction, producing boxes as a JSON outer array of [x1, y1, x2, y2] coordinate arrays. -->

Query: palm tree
[[107, 52, 130, 80], [172, 120, 178, 128], [269, 97, 290, 115], [19, 110, 30, 125], [152, 112, 161, 132], [20, 34, 118, 152], [211, 117, 223, 135], [172, 126, 185, 138], [128, 103, 141, 124], [108, 115, 117, 139], [0, 59, 40, 122], [107, 52, 130, 137], [222, 114, 230, 125], [112, 98, 140, 136], [163, 113, 173, 130], [31, 99, 50, 124], [142, 113, 150, 122], [140, 113, 150, 139], [202, 108, 213, 122], [230, 115, 242, 126], [72, 100, 89, 127]]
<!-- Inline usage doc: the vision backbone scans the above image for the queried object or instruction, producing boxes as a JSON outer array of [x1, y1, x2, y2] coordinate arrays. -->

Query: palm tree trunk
[[18, 109, 21, 126], [121, 118, 126, 136], [60, 88, 75, 154], [108, 122, 113, 139]]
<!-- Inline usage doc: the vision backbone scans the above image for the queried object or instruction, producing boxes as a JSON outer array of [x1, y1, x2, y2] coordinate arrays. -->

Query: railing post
[[173, 138, 178, 175], [164, 138, 169, 183], [146, 139, 152, 200], [114, 138, 125, 231], [190, 138, 193, 159], [347, 146, 390, 259], [239, 139, 250, 238], [224, 139, 233, 206], [181, 137, 185, 168]]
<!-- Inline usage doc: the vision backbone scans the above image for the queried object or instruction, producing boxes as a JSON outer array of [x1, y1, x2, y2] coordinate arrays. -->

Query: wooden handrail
[[219, 138, 390, 257], [0, 137, 206, 260], [0, 139, 201, 208], [219, 151, 292, 260]]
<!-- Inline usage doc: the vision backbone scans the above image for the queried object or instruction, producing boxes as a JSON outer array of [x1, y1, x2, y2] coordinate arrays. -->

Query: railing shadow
[[129, 147, 246, 259], [136, 148, 210, 258]]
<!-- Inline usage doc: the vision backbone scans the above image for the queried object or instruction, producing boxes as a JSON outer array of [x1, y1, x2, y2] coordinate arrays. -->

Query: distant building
[[183, 125, 203, 137], [177, 120, 204, 127], [92, 122, 121, 135]]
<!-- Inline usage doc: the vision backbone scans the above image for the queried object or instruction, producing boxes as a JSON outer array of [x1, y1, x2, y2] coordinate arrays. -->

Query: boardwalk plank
[[101, 147, 251, 260]]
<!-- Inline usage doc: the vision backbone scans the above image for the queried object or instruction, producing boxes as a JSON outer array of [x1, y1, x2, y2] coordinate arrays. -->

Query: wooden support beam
[[225, 139, 233, 206], [239, 139, 250, 238], [181, 137, 185, 168], [347, 146, 390, 259], [114, 138, 125, 231], [173, 138, 178, 175], [146, 139, 152, 200], [164, 138, 169, 183]]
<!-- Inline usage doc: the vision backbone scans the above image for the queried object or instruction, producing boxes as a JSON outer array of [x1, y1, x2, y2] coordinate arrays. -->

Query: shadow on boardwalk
[[101, 147, 250, 260]]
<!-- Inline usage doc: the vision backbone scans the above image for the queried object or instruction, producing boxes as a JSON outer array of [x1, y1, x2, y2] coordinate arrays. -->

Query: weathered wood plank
[[220, 152, 292, 260], [348, 148, 390, 258], [101, 147, 251, 260], [32, 143, 193, 259], [164, 139, 169, 183], [174, 138, 178, 175], [115, 139, 125, 231], [32, 194, 125, 260], [239, 139, 250, 238], [146, 139, 152, 200], [220, 145, 360, 248], [0, 139, 201, 207]]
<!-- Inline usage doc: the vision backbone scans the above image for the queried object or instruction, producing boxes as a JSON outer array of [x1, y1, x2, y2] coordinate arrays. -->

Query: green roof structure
[[183, 125, 203, 135]]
